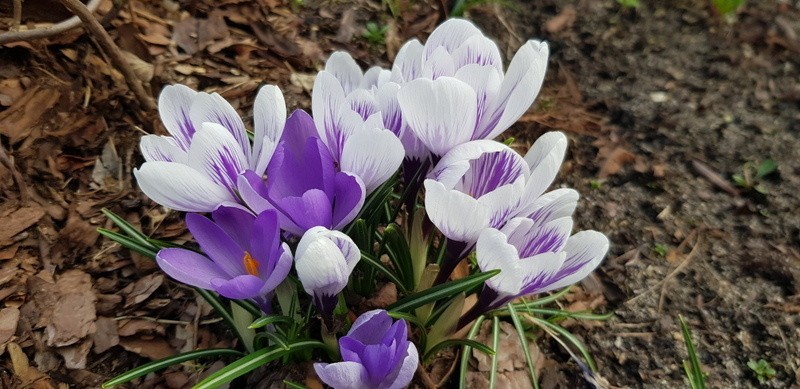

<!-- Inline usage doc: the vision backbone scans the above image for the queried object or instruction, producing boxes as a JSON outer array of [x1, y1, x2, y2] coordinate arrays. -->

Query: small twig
[[57, 0, 157, 112], [12, 0, 22, 30], [692, 159, 740, 197], [0, 0, 103, 45], [416, 363, 438, 389], [0, 143, 29, 203], [435, 349, 461, 388]]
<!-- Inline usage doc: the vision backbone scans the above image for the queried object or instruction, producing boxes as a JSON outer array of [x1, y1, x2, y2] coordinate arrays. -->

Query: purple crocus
[[313, 53, 406, 193], [424, 132, 568, 282], [155, 206, 292, 312], [237, 110, 366, 237], [134, 84, 287, 212], [315, 310, 418, 389], [295, 227, 361, 321], [394, 18, 549, 157]]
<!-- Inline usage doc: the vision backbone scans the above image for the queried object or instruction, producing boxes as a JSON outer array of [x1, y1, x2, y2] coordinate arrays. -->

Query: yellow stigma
[[243, 252, 259, 276]]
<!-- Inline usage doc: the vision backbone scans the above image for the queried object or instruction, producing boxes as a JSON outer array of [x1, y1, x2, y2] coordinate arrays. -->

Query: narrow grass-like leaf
[[529, 316, 597, 372], [101, 208, 155, 250], [489, 316, 501, 389], [283, 380, 310, 389], [233, 300, 263, 319], [459, 316, 486, 389], [388, 269, 500, 313], [524, 287, 573, 306], [249, 315, 294, 329], [507, 303, 540, 389], [424, 338, 493, 363], [98, 228, 158, 258], [382, 223, 414, 290], [359, 251, 408, 293], [500, 306, 614, 321], [680, 315, 706, 389], [102, 348, 243, 388], [194, 340, 327, 389]]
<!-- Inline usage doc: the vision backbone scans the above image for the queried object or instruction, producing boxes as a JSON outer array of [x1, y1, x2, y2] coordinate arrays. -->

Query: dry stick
[[57, 0, 157, 112], [416, 364, 438, 389], [0, 0, 103, 45], [657, 234, 703, 314], [0, 143, 29, 203], [12, 0, 22, 30]]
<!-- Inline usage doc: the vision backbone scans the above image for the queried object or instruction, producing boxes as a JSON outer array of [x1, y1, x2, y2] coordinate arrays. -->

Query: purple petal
[[268, 137, 335, 202], [331, 172, 366, 230], [249, 210, 282, 275], [185, 213, 247, 277], [210, 274, 265, 299], [211, 205, 256, 249], [383, 342, 418, 389], [279, 109, 319, 158], [453, 64, 502, 140], [347, 310, 394, 344], [339, 336, 366, 364], [158, 84, 197, 150], [361, 344, 394, 385], [514, 217, 573, 258], [458, 148, 527, 198], [261, 248, 292, 295], [237, 171, 274, 214], [156, 248, 228, 290], [276, 189, 333, 235], [539, 230, 609, 292]]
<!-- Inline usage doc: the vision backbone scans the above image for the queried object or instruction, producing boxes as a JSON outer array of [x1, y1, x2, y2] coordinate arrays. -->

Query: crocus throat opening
[[243, 252, 260, 276]]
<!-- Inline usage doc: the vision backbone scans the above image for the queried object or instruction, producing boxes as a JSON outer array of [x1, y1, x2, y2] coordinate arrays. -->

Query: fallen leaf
[[545, 5, 577, 33], [0, 204, 45, 247], [0, 307, 20, 354], [44, 270, 97, 347], [92, 317, 119, 354], [119, 337, 175, 360], [117, 319, 165, 337], [0, 86, 60, 143], [598, 146, 636, 178], [124, 273, 164, 308], [56, 339, 93, 369]]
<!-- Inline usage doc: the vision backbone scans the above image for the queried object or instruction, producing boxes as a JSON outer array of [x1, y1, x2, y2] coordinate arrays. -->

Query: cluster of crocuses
[[133, 19, 608, 389]]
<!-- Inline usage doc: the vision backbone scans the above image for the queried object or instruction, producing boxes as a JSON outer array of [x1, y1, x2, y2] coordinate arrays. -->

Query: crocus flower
[[313, 52, 406, 193], [155, 206, 292, 312], [457, 220, 609, 329], [237, 110, 366, 237], [315, 310, 418, 389], [134, 84, 287, 212], [294, 227, 361, 320], [424, 132, 568, 282], [395, 18, 549, 157]]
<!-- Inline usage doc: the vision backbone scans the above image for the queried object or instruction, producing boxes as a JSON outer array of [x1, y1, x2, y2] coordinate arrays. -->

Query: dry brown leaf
[[117, 319, 165, 337], [0, 307, 20, 354], [0, 204, 45, 247], [44, 270, 97, 347], [55, 339, 93, 369], [0, 86, 60, 143], [598, 147, 636, 178], [124, 273, 164, 308], [545, 5, 577, 33], [119, 337, 175, 360], [92, 317, 119, 354], [8, 342, 55, 389]]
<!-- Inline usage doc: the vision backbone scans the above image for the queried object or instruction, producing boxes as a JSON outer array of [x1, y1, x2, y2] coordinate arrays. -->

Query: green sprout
[[653, 243, 668, 257], [363, 22, 389, 46], [616, 0, 640, 8], [451, 0, 510, 17], [747, 359, 777, 383], [732, 159, 777, 194], [712, 0, 745, 15], [589, 179, 604, 190], [679, 315, 707, 389]]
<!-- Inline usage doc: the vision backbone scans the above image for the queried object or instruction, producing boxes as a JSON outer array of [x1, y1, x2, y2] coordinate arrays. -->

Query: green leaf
[[97, 228, 158, 258], [382, 224, 415, 290], [102, 348, 243, 388], [501, 306, 614, 321], [283, 380, 310, 389], [231, 303, 256, 353], [425, 293, 465, 354], [679, 315, 706, 389], [249, 315, 294, 329], [756, 159, 777, 179], [459, 316, 486, 389], [101, 208, 156, 250], [507, 303, 540, 389], [529, 316, 597, 372], [711, 0, 745, 15], [194, 340, 327, 389], [424, 338, 494, 363], [359, 251, 408, 293], [388, 269, 500, 313], [489, 316, 501, 389]]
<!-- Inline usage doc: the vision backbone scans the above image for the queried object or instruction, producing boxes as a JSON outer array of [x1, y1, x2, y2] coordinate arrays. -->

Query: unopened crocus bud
[[315, 310, 418, 389]]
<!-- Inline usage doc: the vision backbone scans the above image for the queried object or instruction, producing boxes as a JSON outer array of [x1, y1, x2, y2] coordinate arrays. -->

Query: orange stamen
[[243, 252, 259, 276]]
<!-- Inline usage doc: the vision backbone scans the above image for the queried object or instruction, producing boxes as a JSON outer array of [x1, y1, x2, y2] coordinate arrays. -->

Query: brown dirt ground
[[0, 0, 798, 388]]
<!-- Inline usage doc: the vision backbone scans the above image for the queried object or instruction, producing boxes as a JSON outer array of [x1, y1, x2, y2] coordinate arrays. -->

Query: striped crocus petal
[[134, 162, 234, 212], [421, 18, 483, 62], [189, 91, 251, 162], [158, 84, 198, 150], [324, 51, 364, 95], [397, 77, 476, 157], [339, 116, 404, 194], [139, 134, 186, 163], [186, 123, 249, 197], [523, 230, 609, 295], [519, 131, 568, 208], [391, 39, 424, 83], [312, 71, 348, 161], [251, 85, 287, 174], [295, 227, 360, 317], [454, 64, 502, 140]]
